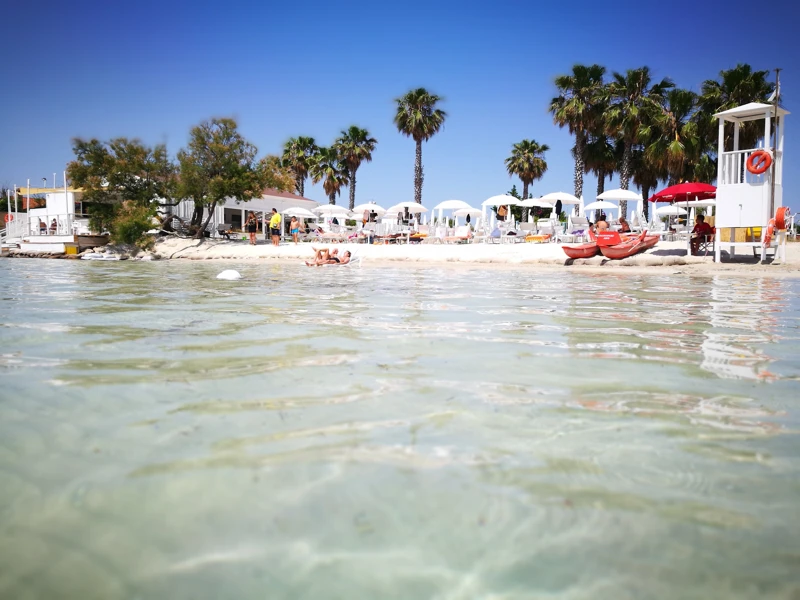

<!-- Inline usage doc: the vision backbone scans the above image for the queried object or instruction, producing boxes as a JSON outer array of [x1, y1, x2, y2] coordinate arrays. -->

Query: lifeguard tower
[[714, 102, 789, 262]]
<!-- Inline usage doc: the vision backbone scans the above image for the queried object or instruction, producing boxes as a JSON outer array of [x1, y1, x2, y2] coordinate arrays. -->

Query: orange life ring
[[3, 213, 12, 223], [763, 219, 776, 247], [747, 150, 772, 175], [775, 206, 789, 230]]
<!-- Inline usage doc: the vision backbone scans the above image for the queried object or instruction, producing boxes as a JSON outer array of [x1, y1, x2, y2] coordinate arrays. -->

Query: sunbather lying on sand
[[305, 249, 350, 266]]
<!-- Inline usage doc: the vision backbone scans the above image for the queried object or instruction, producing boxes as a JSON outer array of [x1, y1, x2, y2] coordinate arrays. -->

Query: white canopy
[[352, 202, 386, 215], [517, 197, 554, 208], [433, 199, 472, 211], [453, 207, 483, 217], [656, 205, 687, 216], [540, 191, 580, 205], [683, 199, 717, 208], [386, 202, 428, 214], [282, 206, 317, 218], [314, 205, 350, 216], [482, 194, 520, 207], [583, 200, 619, 212], [597, 188, 643, 202]]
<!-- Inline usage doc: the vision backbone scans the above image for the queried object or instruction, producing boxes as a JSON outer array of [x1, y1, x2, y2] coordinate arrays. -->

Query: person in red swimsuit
[[691, 214, 713, 255]]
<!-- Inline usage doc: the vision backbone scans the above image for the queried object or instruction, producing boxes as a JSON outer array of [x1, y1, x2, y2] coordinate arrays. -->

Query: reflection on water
[[1, 259, 799, 599]]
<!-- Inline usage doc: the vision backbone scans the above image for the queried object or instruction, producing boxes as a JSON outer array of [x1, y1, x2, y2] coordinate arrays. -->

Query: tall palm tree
[[334, 126, 377, 210], [309, 146, 349, 205], [549, 64, 606, 209], [281, 136, 318, 197], [606, 66, 673, 216], [631, 147, 664, 222], [394, 88, 446, 204], [504, 139, 549, 200], [583, 135, 618, 197], [698, 63, 774, 151], [645, 88, 700, 185]]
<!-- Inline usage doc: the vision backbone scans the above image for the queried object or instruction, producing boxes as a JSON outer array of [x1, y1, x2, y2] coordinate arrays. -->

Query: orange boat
[[598, 231, 658, 260], [562, 228, 600, 259]]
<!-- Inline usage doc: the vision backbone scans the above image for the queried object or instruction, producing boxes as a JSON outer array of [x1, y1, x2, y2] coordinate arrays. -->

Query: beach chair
[[536, 219, 556, 240], [216, 224, 232, 240], [444, 225, 472, 244]]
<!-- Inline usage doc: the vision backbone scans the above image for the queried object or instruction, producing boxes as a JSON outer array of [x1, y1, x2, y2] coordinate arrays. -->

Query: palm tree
[[394, 88, 446, 204], [281, 136, 318, 197], [631, 147, 664, 222], [549, 64, 606, 208], [698, 63, 774, 151], [645, 88, 700, 185], [334, 126, 377, 210], [309, 146, 349, 205], [504, 139, 549, 200], [583, 135, 618, 197], [606, 66, 674, 216]]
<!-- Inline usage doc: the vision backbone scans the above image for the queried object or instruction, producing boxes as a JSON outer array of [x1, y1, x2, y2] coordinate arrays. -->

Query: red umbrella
[[649, 182, 716, 202]]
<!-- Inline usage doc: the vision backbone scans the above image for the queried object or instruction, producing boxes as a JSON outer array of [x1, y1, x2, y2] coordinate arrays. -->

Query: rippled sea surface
[[1, 259, 799, 599]]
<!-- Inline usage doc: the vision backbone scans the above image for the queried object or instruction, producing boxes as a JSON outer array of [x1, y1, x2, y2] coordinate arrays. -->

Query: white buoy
[[216, 269, 242, 280]]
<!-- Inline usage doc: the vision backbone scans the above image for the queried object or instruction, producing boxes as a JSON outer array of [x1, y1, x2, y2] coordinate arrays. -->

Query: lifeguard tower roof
[[715, 102, 790, 121]]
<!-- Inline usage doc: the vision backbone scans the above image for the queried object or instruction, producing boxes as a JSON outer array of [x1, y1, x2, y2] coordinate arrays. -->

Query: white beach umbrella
[[597, 188, 643, 202], [452, 207, 482, 217], [583, 200, 619, 212], [482, 194, 521, 207], [655, 205, 687, 216], [683, 199, 716, 208], [517, 197, 554, 208], [352, 202, 386, 215], [314, 205, 350, 216], [282, 206, 317, 218], [540, 191, 581, 205], [433, 199, 472, 211], [385, 202, 428, 214]]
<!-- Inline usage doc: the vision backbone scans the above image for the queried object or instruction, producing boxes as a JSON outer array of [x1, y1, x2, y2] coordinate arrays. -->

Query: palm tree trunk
[[329, 193, 335, 205], [573, 131, 586, 215], [595, 167, 605, 221], [618, 141, 633, 218], [522, 181, 529, 220], [414, 139, 423, 204], [349, 169, 356, 210], [296, 173, 304, 197], [642, 185, 651, 222]]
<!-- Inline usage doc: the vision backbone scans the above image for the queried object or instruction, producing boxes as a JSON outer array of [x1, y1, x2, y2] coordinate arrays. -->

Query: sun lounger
[[444, 225, 472, 244]]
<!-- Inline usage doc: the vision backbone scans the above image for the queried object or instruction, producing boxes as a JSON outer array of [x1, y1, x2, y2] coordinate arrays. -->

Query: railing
[[719, 148, 782, 186], [5, 213, 93, 239]]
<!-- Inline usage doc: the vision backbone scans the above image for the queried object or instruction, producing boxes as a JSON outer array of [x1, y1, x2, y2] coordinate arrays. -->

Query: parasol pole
[[769, 68, 781, 220]]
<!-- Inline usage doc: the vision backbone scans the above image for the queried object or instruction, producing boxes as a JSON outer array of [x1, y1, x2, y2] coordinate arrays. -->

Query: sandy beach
[[152, 236, 800, 277]]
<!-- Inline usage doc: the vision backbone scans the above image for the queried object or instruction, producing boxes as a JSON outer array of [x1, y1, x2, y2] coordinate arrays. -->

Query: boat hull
[[562, 243, 600, 259], [599, 235, 658, 260]]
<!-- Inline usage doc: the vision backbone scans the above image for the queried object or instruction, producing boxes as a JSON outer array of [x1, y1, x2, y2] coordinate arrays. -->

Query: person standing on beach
[[246, 212, 258, 245], [289, 216, 301, 245], [269, 208, 281, 246]]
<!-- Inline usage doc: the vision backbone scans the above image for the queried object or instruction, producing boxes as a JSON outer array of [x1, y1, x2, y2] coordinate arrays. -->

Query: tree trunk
[[618, 141, 633, 218], [190, 202, 203, 227], [595, 167, 605, 221], [573, 131, 586, 215], [414, 139, 423, 204], [329, 193, 336, 205], [522, 181, 529, 220], [195, 200, 217, 240], [349, 168, 357, 210], [642, 185, 651, 222], [296, 173, 304, 197]]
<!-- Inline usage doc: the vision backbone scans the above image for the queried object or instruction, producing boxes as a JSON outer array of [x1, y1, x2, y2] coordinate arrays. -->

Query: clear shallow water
[[1, 259, 799, 599]]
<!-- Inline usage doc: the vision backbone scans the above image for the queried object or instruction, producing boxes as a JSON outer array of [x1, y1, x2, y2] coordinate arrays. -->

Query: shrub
[[112, 202, 157, 248]]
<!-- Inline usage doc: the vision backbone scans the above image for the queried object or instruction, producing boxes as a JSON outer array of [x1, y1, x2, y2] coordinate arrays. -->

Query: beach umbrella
[[597, 188, 643, 202], [282, 206, 317, 218], [385, 201, 428, 213], [433, 199, 472, 211], [583, 200, 618, 212], [482, 194, 521, 207], [314, 205, 350, 216], [352, 202, 386, 215], [517, 197, 554, 208], [540, 191, 581, 205], [683, 199, 716, 208], [649, 182, 716, 202], [655, 205, 687, 216], [452, 207, 482, 217]]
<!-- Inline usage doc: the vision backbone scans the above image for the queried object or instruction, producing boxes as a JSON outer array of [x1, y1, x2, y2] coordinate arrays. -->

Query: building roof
[[715, 102, 790, 121], [263, 187, 317, 203]]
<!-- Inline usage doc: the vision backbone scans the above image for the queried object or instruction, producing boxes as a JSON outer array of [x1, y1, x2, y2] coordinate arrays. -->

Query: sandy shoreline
[[152, 237, 800, 277]]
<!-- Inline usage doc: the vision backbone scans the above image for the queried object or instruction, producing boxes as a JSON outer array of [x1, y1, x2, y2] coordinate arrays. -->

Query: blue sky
[[1, 0, 797, 213]]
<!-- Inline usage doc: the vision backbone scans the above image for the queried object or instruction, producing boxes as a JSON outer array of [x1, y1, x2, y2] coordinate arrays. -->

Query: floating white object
[[81, 253, 120, 261], [216, 270, 242, 280]]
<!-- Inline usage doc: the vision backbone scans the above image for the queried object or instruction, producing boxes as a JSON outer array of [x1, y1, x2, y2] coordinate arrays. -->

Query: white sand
[[153, 237, 800, 277]]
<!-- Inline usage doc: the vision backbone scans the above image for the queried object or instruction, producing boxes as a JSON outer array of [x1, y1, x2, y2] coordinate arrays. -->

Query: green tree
[[67, 137, 177, 240], [334, 126, 377, 210], [504, 139, 549, 200], [698, 63, 774, 151], [310, 146, 349, 205], [394, 88, 447, 204], [281, 136, 319, 197], [177, 118, 266, 240], [606, 66, 673, 216], [549, 64, 606, 208], [645, 88, 700, 185]]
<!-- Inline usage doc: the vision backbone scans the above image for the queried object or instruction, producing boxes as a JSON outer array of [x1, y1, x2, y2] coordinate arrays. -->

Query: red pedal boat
[[598, 231, 658, 260], [562, 228, 600, 259]]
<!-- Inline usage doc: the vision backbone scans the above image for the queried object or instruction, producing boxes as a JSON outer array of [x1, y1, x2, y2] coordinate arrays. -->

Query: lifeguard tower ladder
[[714, 102, 789, 262]]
